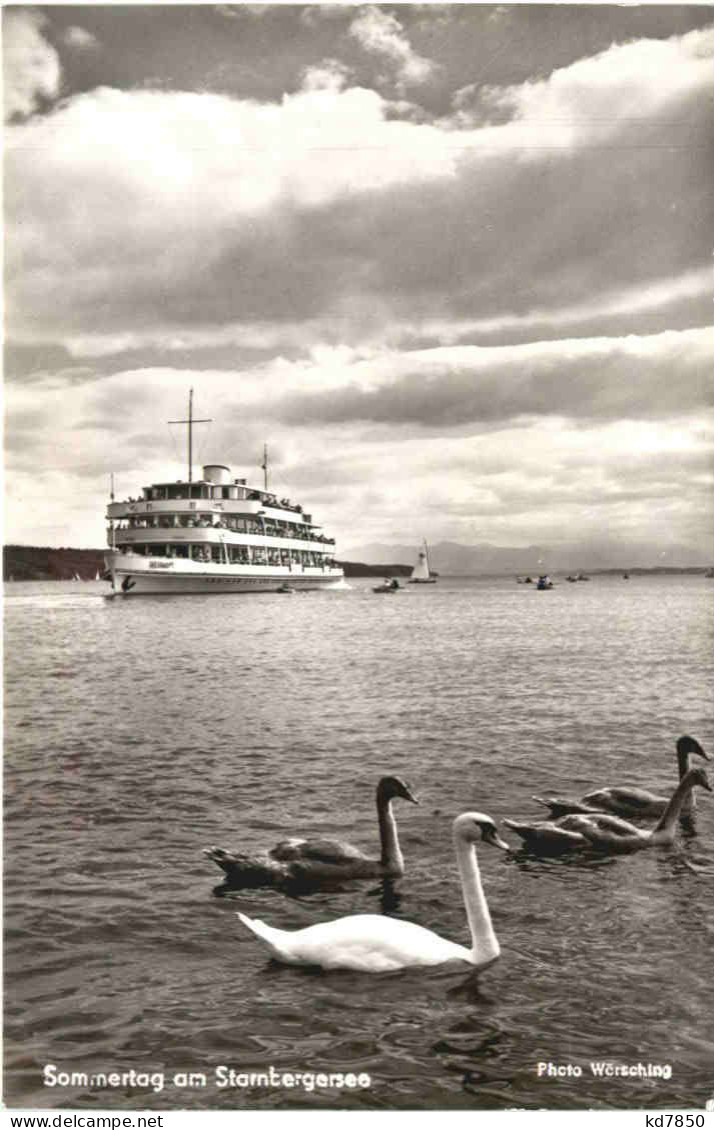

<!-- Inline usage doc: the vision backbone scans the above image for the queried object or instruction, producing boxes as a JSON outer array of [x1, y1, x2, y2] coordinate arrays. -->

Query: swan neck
[[377, 795, 404, 874], [677, 747, 696, 815], [653, 772, 697, 834], [455, 836, 500, 966]]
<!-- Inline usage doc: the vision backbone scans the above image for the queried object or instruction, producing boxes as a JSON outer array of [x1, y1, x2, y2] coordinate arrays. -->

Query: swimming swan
[[204, 775, 419, 887], [505, 766, 711, 855], [236, 813, 510, 972], [532, 735, 709, 821]]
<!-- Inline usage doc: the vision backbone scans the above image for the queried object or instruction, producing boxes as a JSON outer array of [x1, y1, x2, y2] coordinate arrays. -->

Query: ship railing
[[107, 498, 306, 522]]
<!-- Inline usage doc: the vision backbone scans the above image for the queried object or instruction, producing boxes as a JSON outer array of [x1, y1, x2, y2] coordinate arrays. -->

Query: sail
[[410, 543, 431, 582]]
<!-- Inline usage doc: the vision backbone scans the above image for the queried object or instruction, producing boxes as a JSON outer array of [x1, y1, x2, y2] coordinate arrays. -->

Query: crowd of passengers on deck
[[114, 542, 336, 568], [113, 514, 335, 543], [131, 489, 305, 515]]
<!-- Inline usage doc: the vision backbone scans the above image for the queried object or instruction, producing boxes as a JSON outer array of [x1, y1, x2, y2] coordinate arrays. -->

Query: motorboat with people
[[373, 577, 401, 593], [104, 391, 344, 595], [536, 575, 554, 590]]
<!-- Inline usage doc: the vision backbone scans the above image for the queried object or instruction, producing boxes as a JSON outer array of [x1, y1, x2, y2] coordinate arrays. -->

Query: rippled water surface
[[4, 575, 714, 1111]]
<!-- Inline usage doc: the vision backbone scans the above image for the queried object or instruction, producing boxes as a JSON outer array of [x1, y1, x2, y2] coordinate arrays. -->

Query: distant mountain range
[[340, 539, 713, 574]]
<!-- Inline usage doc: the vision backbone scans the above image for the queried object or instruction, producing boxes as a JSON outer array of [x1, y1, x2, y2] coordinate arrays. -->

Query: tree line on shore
[[2, 545, 412, 581]]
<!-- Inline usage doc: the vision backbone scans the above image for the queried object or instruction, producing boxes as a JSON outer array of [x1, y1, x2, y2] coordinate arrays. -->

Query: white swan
[[235, 813, 510, 972]]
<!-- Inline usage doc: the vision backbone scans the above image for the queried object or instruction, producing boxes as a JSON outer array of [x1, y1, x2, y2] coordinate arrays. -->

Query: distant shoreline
[[3, 545, 712, 582]]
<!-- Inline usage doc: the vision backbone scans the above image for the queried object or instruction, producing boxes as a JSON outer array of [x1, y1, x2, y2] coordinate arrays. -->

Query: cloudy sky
[[4, 3, 714, 560]]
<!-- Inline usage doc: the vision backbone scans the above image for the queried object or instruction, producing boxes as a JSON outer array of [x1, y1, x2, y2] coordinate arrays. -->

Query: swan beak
[[490, 833, 511, 852], [404, 787, 420, 805], [700, 747, 711, 761], [702, 775, 713, 791]]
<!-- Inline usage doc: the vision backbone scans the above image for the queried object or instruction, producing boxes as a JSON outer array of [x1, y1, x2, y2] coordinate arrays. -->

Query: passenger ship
[[104, 393, 344, 595]]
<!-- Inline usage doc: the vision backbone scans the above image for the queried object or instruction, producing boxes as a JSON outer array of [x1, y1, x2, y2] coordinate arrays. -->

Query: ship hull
[[104, 552, 344, 595]]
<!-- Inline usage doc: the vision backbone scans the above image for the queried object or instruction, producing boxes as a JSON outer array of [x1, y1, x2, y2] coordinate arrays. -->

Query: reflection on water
[[3, 575, 714, 1110]]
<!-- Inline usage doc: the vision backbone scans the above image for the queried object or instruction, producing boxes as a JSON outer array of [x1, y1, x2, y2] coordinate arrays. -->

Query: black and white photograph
[[3, 1, 714, 1117]]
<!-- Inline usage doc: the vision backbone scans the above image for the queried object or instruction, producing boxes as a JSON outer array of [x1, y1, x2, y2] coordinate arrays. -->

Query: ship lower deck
[[105, 552, 344, 595]]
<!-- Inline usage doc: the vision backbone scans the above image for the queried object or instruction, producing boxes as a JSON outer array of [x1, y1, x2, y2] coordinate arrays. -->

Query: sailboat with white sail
[[409, 540, 437, 585]]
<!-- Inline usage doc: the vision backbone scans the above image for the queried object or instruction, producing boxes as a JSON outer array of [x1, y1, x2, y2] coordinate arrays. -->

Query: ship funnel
[[203, 464, 231, 485]]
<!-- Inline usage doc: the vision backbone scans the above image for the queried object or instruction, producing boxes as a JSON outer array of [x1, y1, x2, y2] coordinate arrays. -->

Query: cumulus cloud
[[391, 267, 714, 345], [348, 6, 436, 87], [4, 81, 463, 338], [3, 8, 61, 121], [61, 26, 100, 50], [5, 22, 713, 352], [4, 12, 712, 557], [299, 59, 351, 93], [5, 360, 711, 551], [273, 327, 714, 428], [450, 23, 714, 142], [299, 6, 350, 29]]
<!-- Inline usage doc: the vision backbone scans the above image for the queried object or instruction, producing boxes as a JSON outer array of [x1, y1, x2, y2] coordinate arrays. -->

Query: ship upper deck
[[107, 472, 317, 527]]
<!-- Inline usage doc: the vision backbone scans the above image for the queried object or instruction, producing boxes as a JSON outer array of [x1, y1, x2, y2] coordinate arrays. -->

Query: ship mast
[[261, 443, 269, 491], [169, 389, 211, 483], [110, 473, 116, 550]]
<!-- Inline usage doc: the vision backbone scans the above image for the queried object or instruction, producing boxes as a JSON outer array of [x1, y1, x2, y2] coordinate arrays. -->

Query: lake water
[[3, 574, 714, 1112]]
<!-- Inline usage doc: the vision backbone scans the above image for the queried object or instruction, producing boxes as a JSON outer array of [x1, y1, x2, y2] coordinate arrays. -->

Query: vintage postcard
[[4, 2, 713, 1121]]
